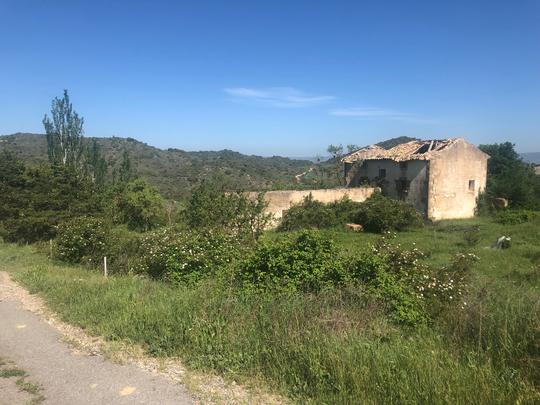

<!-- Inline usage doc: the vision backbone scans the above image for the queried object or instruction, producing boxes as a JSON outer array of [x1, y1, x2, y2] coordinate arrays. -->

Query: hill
[[376, 136, 419, 150], [0, 133, 311, 199], [521, 152, 540, 164]]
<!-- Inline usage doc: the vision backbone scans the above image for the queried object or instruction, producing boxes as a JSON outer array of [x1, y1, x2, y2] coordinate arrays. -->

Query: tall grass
[[1, 217, 539, 403]]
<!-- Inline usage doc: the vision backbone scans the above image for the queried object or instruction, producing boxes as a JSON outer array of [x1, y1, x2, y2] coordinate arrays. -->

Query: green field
[[1, 217, 539, 404]]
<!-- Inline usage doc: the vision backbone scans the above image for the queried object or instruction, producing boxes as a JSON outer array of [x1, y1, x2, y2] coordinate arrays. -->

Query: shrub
[[349, 236, 475, 325], [463, 225, 481, 247], [54, 217, 109, 264], [132, 227, 241, 284], [354, 193, 423, 233], [238, 230, 349, 292], [494, 209, 540, 225], [0, 158, 102, 244], [105, 226, 143, 274], [278, 195, 361, 231], [114, 179, 165, 231], [184, 177, 272, 241], [1, 215, 57, 244]]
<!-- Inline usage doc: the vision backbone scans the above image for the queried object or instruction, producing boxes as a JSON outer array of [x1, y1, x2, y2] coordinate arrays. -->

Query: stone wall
[[250, 187, 378, 227]]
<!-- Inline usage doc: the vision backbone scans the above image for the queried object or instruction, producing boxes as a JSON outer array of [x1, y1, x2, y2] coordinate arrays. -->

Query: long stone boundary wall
[[249, 187, 379, 227]]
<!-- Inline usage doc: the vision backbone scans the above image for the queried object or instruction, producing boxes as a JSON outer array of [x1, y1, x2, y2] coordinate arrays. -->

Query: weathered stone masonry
[[342, 138, 489, 220]]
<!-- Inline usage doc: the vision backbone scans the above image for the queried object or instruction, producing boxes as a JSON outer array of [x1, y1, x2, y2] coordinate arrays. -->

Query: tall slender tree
[[43, 90, 85, 168], [327, 144, 344, 184], [85, 139, 107, 187], [119, 149, 134, 183]]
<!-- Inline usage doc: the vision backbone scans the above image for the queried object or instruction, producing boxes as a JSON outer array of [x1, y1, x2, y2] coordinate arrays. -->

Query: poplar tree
[[85, 139, 107, 187], [43, 90, 85, 168]]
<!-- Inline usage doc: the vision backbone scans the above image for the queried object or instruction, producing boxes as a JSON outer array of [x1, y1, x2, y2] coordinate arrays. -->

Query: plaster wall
[[253, 187, 378, 226], [427, 143, 487, 220], [348, 159, 429, 215]]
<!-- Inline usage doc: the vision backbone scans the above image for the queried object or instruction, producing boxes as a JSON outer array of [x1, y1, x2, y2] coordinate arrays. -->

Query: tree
[[0, 151, 27, 222], [43, 90, 85, 168], [327, 144, 345, 184], [115, 179, 164, 231], [84, 139, 107, 187], [347, 144, 359, 153], [184, 174, 272, 241], [116, 150, 135, 183], [479, 142, 540, 209], [0, 158, 102, 243]]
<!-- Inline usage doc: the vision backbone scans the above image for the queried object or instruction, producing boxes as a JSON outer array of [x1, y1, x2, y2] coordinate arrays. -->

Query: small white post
[[49, 239, 53, 258], [103, 256, 108, 278]]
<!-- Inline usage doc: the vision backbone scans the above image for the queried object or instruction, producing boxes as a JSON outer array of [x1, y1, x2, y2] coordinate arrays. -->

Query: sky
[[0, 0, 539, 156]]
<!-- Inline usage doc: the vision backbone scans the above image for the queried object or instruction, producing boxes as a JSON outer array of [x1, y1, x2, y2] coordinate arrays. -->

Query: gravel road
[[0, 272, 194, 405]]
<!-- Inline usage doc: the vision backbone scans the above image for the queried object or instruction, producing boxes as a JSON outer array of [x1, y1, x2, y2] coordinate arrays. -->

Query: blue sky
[[1, 0, 539, 156]]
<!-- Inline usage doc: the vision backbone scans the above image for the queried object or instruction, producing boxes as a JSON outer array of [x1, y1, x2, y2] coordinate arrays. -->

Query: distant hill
[[376, 136, 419, 150], [521, 152, 540, 165], [0, 133, 311, 199]]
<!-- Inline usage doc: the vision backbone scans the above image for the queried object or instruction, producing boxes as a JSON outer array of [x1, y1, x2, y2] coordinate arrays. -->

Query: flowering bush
[[131, 227, 240, 284], [54, 217, 109, 263], [348, 234, 476, 325]]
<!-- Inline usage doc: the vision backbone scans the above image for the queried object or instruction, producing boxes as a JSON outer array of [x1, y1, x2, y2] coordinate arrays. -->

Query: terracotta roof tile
[[342, 138, 462, 163]]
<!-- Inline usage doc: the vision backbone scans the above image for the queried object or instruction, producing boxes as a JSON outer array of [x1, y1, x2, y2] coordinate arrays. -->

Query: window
[[379, 168, 386, 178], [396, 178, 410, 200], [468, 180, 475, 191]]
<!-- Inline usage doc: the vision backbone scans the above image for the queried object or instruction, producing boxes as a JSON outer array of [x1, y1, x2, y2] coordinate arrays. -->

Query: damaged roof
[[342, 138, 464, 163]]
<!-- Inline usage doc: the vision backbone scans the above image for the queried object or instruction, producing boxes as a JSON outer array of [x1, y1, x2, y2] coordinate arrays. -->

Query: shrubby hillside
[[0, 133, 311, 199]]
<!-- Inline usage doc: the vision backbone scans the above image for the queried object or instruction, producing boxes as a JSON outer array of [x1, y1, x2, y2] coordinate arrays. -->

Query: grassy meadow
[[1, 217, 539, 404]]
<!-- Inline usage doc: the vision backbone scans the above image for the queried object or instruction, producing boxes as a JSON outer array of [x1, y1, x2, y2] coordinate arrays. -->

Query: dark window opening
[[468, 180, 475, 191], [378, 168, 386, 178], [395, 178, 410, 200]]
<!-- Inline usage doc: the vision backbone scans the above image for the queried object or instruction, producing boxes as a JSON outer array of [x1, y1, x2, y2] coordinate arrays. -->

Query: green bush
[[494, 209, 540, 225], [238, 231, 349, 292], [0, 157, 102, 244], [113, 179, 165, 231], [184, 176, 271, 241], [349, 237, 475, 325], [463, 225, 481, 247], [132, 227, 240, 284], [278, 195, 361, 231], [54, 217, 110, 264], [105, 226, 142, 274], [1, 215, 58, 244], [354, 193, 423, 233]]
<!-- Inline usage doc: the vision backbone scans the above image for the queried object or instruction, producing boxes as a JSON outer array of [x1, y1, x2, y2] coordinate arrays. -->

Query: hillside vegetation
[[0, 133, 312, 198], [2, 92, 538, 403], [2, 216, 539, 404]]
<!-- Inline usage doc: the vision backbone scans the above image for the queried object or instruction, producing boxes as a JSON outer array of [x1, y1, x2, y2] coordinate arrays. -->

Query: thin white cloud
[[224, 87, 335, 108], [330, 107, 434, 123]]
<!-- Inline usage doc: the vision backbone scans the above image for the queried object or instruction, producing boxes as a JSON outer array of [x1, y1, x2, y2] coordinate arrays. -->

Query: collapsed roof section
[[342, 138, 463, 163]]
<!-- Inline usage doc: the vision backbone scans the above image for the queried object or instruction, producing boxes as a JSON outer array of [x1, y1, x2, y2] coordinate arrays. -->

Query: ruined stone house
[[342, 138, 489, 220]]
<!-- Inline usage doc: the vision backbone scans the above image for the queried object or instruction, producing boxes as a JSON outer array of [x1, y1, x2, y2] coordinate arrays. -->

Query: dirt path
[[0, 271, 194, 405]]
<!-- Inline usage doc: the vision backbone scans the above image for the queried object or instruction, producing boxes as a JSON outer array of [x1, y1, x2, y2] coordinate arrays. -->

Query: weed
[[0, 368, 26, 378]]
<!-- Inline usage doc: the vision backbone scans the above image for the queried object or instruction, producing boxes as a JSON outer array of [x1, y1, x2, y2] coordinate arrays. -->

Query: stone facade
[[343, 138, 489, 220]]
